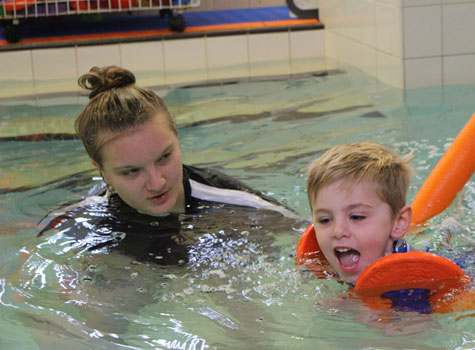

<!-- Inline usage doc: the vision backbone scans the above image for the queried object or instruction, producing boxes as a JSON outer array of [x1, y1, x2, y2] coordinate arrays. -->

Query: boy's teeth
[[336, 248, 350, 253]]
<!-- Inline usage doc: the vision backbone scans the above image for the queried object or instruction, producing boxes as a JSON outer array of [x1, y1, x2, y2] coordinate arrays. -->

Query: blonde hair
[[75, 65, 176, 166], [307, 142, 413, 217]]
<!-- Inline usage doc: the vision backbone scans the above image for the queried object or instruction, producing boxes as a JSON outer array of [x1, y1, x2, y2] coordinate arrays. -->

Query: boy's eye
[[350, 214, 366, 221], [317, 217, 331, 225]]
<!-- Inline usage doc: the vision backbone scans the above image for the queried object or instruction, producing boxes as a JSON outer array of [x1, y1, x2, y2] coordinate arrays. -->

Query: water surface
[[0, 66, 474, 349]]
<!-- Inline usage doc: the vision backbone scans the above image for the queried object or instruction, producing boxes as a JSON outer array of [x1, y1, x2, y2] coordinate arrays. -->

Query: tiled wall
[[3, 0, 474, 99], [0, 30, 326, 99], [319, 0, 475, 89]]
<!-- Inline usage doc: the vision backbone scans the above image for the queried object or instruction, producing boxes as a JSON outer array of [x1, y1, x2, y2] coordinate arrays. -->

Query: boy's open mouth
[[335, 248, 360, 271]]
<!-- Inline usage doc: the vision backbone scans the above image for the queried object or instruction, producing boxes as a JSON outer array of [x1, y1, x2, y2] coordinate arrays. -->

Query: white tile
[[32, 47, 78, 95], [317, 0, 337, 29], [0, 50, 33, 81], [339, 35, 378, 78], [376, 0, 403, 7], [290, 30, 326, 73], [163, 38, 207, 85], [290, 30, 325, 59], [375, 2, 404, 58], [324, 30, 339, 61], [76, 45, 122, 78], [442, 0, 474, 4], [322, 30, 378, 78], [291, 56, 330, 74], [403, 5, 442, 58], [0, 50, 35, 98], [443, 54, 475, 85], [343, 0, 376, 48], [206, 35, 249, 81], [403, 0, 441, 6], [404, 56, 442, 88], [248, 32, 291, 77], [442, 3, 475, 55], [322, 0, 375, 41], [376, 51, 404, 88], [120, 41, 166, 87], [324, 0, 360, 38], [326, 0, 350, 36], [324, 0, 376, 49]]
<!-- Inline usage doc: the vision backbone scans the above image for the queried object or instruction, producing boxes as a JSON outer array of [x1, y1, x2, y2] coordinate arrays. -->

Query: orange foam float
[[295, 223, 320, 263], [354, 251, 472, 313], [295, 224, 334, 278]]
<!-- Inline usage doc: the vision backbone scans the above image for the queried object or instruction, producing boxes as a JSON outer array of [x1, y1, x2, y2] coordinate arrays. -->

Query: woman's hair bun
[[78, 66, 136, 99]]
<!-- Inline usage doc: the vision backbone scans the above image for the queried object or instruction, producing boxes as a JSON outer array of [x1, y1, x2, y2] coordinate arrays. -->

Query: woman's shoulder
[[183, 164, 299, 218], [184, 164, 254, 192]]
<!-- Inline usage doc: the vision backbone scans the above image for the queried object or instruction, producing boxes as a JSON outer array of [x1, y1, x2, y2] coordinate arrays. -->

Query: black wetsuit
[[39, 165, 301, 265]]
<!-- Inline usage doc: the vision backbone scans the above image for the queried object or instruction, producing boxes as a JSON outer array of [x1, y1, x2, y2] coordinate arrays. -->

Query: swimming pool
[[0, 64, 474, 349]]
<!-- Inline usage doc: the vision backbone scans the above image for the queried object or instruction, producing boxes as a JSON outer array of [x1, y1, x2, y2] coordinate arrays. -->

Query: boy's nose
[[331, 219, 350, 239]]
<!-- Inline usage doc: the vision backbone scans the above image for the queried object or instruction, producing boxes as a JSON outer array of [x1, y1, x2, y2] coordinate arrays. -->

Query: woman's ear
[[91, 160, 100, 169], [391, 205, 412, 239], [92, 160, 108, 184]]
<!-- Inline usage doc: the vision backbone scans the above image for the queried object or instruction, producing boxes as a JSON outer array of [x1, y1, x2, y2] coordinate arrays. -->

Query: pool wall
[[0, 28, 327, 100], [319, 0, 475, 89], [1, 0, 475, 100]]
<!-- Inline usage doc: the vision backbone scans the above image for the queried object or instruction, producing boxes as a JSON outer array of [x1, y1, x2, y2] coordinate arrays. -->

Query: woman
[[39, 66, 299, 263]]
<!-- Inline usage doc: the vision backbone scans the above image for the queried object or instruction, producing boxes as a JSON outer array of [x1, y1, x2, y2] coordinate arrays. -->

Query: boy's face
[[311, 178, 406, 283]]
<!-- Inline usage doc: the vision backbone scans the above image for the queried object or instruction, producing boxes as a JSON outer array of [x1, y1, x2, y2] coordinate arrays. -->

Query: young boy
[[306, 142, 414, 283]]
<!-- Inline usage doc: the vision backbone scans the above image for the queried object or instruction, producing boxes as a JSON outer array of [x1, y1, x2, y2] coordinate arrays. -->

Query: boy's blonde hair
[[307, 142, 413, 217]]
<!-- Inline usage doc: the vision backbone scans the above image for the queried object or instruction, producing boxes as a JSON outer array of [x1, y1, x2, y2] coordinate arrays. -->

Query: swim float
[[354, 251, 472, 314], [411, 112, 475, 225]]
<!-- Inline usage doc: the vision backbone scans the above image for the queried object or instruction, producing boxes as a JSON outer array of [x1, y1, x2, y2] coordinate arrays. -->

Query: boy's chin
[[338, 272, 360, 284]]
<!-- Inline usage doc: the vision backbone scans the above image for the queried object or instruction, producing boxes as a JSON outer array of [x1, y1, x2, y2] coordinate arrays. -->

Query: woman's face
[[95, 116, 184, 216]]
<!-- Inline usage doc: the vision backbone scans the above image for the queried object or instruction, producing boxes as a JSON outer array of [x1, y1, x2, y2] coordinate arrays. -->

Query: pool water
[[0, 65, 474, 349]]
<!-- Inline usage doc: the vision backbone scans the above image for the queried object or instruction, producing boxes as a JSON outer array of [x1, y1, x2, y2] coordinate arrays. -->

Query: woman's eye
[[158, 152, 172, 163], [121, 168, 139, 176]]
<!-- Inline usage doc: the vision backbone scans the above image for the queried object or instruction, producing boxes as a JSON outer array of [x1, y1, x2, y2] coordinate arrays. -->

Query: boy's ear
[[391, 205, 412, 239]]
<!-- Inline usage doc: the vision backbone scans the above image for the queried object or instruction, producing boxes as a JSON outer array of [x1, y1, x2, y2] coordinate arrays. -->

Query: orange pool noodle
[[411, 113, 475, 224]]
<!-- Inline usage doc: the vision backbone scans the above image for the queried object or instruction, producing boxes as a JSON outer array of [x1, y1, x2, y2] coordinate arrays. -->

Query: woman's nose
[[145, 169, 165, 191]]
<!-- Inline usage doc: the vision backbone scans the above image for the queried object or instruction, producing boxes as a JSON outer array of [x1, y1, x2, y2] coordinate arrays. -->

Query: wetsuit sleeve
[[183, 164, 283, 206]]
